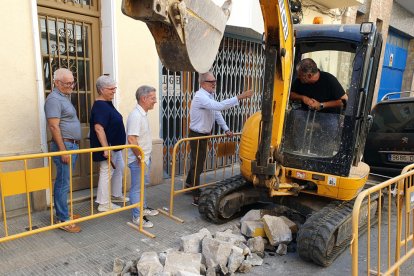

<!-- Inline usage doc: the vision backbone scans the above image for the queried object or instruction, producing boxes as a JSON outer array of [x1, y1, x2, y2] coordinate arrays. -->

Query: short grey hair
[[199, 72, 214, 84], [96, 75, 116, 94], [296, 58, 318, 75], [53, 68, 73, 81], [136, 85, 156, 102]]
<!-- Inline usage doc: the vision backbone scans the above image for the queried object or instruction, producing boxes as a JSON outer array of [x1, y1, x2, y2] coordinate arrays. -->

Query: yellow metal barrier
[[159, 133, 241, 222], [351, 164, 414, 276], [0, 145, 154, 243]]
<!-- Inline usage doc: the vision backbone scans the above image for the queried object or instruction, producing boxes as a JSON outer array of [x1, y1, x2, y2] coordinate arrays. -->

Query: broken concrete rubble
[[112, 209, 297, 275]]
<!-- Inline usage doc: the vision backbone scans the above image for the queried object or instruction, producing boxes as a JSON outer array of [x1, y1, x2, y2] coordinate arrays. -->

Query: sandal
[[57, 221, 81, 233]]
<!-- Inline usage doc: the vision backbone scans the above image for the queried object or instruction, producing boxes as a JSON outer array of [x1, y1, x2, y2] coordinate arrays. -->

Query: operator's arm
[[290, 91, 314, 106], [47, 118, 70, 164], [308, 75, 347, 111], [94, 123, 109, 158]]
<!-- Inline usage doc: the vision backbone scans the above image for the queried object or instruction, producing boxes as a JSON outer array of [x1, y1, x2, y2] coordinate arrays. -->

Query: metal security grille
[[161, 35, 265, 176], [39, 15, 92, 124]]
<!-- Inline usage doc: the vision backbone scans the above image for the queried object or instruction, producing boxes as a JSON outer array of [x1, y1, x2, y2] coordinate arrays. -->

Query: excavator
[[122, 0, 383, 267]]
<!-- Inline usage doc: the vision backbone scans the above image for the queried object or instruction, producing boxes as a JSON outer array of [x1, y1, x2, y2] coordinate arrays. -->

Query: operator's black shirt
[[291, 70, 345, 114]]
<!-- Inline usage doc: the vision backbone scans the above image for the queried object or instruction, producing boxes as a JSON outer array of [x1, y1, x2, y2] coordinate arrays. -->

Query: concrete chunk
[[276, 244, 288, 255], [164, 251, 202, 275], [238, 242, 251, 256], [262, 215, 292, 246], [181, 228, 212, 253], [113, 258, 125, 275], [214, 229, 246, 246], [137, 252, 163, 276], [202, 237, 233, 269], [237, 260, 252, 273], [246, 253, 263, 266], [206, 267, 216, 276], [227, 246, 244, 274], [176, 271, 201, 276], [240, 220, 265, 238], [240, 209, 262, 222], [280, 216, 298, 234], [247, 236, 265, 256]]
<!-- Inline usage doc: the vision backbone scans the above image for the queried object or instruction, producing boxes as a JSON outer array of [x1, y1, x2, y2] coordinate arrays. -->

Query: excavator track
[[198, 175, 249, 224], [297, 195, 379, 266]]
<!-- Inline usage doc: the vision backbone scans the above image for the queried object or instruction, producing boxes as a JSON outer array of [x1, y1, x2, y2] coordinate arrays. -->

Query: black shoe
[[192, 197, 199, 207]]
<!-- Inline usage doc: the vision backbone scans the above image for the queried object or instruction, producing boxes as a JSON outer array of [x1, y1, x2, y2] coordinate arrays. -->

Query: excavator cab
[[282, 24, 383, 180]]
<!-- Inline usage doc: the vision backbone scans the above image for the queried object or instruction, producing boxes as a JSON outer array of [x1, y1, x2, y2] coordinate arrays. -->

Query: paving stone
[[163, 251, 202, 275], [262, 215, 292, 246]]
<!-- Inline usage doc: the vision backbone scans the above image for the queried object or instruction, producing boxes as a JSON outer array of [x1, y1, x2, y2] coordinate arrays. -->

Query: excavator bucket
[[122, 0, 232, 73]]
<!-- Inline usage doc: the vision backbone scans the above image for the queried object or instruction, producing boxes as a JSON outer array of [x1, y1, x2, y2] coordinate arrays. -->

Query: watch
[[319, 102, 324, 110]]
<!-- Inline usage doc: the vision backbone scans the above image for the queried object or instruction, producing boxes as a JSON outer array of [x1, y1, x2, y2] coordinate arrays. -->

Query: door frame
[[33, 1, 102, 203]]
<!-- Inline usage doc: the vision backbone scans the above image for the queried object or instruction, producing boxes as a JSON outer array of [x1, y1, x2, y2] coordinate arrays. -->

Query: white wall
[[0, 1, 40, 155], [115, 1, 160, 139]]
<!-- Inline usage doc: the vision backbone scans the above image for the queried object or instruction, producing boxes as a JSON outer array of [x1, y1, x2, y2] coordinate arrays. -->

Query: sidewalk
[[0, 177, 238, 275], [1, 176, 413, 275]]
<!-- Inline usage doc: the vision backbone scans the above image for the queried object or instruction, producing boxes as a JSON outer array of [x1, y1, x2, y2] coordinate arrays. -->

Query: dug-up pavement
[[0, 177, 412, 276]]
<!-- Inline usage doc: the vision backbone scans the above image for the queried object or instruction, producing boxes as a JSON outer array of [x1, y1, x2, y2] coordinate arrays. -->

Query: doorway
[[37, 1, 101, 191]]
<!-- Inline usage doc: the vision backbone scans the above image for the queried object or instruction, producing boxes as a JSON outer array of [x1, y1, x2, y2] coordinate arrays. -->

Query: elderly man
[[126, 85, 159, 228], [186, 71, 253, 206], [44, 68, 81, 233]]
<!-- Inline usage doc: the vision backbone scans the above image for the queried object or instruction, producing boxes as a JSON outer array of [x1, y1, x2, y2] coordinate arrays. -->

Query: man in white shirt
[[126, 85, 159, 228], [186, 72, 253, 206]]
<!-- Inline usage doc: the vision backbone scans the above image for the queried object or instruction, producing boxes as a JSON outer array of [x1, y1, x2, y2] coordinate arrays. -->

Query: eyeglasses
[[204, 80, 217, 83], [58, 80, 76, 87], [104, 87, 117, 91]]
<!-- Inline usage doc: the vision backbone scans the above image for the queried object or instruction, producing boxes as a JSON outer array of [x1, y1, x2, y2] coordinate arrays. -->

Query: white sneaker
[[143, 207, 159, 216], [132, 216, 153, 228], [111, 196, 130, 203], [98, 202, 121, 212]]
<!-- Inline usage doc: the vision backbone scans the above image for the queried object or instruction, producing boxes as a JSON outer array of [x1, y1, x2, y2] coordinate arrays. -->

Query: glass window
[[302, 51, 355, 92], [370, 102, 414, 133]]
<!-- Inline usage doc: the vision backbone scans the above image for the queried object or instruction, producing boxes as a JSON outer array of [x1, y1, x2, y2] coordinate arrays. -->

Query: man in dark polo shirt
[[44, 68, 82, 233], [290, 58, 347, 113], [289, 58, 348, 155]]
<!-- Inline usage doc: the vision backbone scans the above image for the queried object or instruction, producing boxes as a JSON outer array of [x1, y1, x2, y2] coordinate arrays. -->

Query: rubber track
[[198, 175, 248, 224], [297, 197, 377, 267], [297, 200, 352, 266]]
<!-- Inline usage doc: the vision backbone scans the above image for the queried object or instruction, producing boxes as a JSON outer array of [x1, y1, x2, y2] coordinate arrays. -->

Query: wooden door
[[38, 5, 101, 190]]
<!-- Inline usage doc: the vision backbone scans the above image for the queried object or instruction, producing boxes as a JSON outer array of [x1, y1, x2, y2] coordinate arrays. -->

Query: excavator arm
[[251, 0, 294, 187], [122, 0, 295, 188]]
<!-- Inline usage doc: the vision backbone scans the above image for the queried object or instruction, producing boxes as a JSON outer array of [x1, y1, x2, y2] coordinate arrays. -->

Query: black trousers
[[185, 129, 209, 197]]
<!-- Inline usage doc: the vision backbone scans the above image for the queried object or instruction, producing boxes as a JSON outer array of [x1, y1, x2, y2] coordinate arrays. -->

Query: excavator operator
[[288, 58, 348, 156], [290, 58, 347, 114]]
